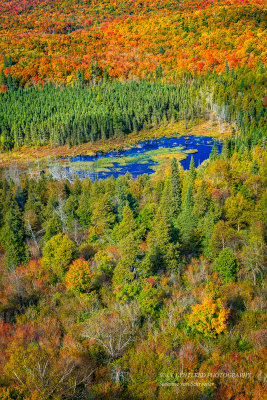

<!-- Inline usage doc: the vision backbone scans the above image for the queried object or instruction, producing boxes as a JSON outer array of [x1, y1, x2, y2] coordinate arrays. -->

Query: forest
[[0, 79, 202, 149], [0, 145, 266, 399], [0, 0, 266, 86], [0, 0, 266, 399], [0, 64, 265, 150]]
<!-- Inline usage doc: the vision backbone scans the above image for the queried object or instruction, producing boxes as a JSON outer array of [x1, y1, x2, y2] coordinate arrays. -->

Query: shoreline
[[0, 118, 230, 169]]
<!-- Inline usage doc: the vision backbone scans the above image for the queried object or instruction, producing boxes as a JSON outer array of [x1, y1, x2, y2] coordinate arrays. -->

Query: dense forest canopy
[[0, 0, 266, 86], [0, 144, 266, 399], [0, 63, 265, 150], [0, 79, 203, 148], [0, 1, 266, 399]]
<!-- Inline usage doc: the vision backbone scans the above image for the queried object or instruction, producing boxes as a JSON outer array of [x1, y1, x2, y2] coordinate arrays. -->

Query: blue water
[[62, 134, 221, 181]]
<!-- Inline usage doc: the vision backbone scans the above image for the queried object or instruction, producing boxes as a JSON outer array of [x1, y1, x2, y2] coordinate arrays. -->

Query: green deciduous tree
[[137, 277, 163, 318], [242, 226, 266, 285], [210, 220, 238, 257], [42, 233, 77, 278], [225, 192, 252, 231]]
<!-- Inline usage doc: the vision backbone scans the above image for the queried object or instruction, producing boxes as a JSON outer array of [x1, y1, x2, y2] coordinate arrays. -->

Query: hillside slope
[[0, 0, 266, 86]]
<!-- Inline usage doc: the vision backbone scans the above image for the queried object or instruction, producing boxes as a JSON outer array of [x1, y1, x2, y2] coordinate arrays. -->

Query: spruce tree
[[0, 179, 12, 225], [77, 180, 92, 227], [24, 190, 43, 231], [0, 202, 28, 269], [147, 207, 179, 273], [210, 140, 219, 161], [91, 193, 115, 233], [115, 177, 128, 221], [202, 200, 221, 257], [72, 176, 82, 196], [77, 191, 91, 227], [225, 60, 229, 74], [179, 183, 196, 243], [189, 156, 196, 183], [221, 138, 231, 160], [160, 178, 172, 219], [115, 203, 137, 241], [251, 160, 259, 175], [156, 64, 163, 78], [7, 74, 14, 90], [44, 214, 63, 242], [44, 192, 58, 220], [170, 157, 182, 216], [193, 180, 208, 221], [0, 69, 6, 86], [76, 69, 85, 86], [64, 195, 79, 225]]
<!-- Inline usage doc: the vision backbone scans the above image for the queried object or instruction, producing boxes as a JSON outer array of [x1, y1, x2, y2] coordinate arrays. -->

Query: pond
[[54, 134, 222, 181]]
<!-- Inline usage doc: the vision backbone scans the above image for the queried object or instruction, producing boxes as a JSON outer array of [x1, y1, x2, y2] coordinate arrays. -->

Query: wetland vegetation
[[56, 134, 222, 181]]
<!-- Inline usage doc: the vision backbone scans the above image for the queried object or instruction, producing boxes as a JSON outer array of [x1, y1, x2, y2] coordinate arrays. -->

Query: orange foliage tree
[[65, 258, 95, 294], [188, 295, 229, 338]]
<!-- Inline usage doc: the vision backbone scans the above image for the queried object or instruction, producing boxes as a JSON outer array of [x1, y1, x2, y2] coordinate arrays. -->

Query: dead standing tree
[[5, 163, 20, 186], [83, 302, 140, 360]]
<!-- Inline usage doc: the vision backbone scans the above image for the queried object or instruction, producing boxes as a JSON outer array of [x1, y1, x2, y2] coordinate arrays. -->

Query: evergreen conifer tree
[[115, 203, 137, 241], [251, 160, 259, 175], [210, 141, 219, 161], [0, 202, 28, 269], [189, 156, 196, 183], [44, 214, 63, 242], [147, 207, 179, 273], [0, 69, 6, 86], [179, 183, 196, 243], [170, 157, 182, 216]]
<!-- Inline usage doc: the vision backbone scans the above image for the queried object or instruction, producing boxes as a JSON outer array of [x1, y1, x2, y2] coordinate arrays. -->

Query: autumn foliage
[[0, 0, 265, 86], [65, 258, 94, 293], [188, 295, 229, 338], [0, 1, 266, 399]]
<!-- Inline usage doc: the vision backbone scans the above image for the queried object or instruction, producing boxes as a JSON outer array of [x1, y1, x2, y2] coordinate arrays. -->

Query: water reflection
[[60, 135, 222, 181]]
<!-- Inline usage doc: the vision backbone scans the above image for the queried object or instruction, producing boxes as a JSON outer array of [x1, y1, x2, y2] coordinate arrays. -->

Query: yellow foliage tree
[[42, 233, 77, 278], [65, 259, 94, 294], [188, 296, 229, 338]]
